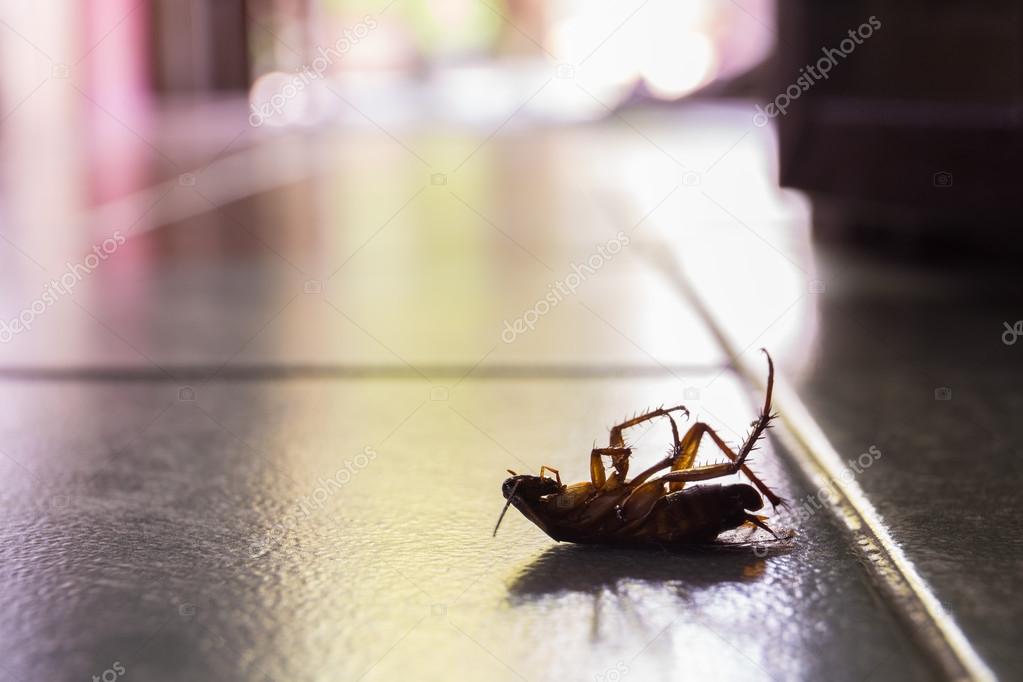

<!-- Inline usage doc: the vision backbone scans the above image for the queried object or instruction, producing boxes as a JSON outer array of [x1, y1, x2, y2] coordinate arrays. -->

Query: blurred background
[[1, 1, 1020, 681]]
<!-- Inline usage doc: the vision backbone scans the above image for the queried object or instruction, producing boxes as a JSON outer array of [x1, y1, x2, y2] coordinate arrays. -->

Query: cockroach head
[[501, 474, 561, 503], [494, 474, 562, 538]]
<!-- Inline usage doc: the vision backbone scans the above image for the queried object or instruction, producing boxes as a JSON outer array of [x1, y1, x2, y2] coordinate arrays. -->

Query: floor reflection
[[507, 542, 776, 602]]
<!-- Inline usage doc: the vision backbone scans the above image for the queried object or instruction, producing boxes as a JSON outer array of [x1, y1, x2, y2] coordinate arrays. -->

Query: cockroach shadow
[[503, 540, 794, 642], [506, 538, 791, 604]]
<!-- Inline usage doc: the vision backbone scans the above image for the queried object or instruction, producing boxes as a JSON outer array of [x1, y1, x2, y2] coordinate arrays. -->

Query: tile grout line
[[0, 363, 725, 383], [649, 246, 996, 682]]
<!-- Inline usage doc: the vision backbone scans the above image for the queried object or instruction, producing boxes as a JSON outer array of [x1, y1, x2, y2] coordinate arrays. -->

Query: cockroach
[[493, 350, 783, 547]]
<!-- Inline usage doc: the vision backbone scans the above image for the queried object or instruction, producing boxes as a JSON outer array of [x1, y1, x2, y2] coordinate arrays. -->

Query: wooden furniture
[[774, 1, 1023, 247]]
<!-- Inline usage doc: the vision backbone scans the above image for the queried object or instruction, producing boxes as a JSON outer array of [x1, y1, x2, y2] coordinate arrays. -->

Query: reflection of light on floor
[[611, 107, 819, 377]]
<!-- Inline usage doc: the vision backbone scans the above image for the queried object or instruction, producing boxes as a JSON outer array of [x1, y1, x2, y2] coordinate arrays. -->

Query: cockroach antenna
[[492, 480, 521, 537], [759, 348, 775, 416]]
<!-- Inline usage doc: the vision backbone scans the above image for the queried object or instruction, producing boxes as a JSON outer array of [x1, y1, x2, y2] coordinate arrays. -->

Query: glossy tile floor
[[0, 103, 1013, 681], [797, 250, 1023, 678]]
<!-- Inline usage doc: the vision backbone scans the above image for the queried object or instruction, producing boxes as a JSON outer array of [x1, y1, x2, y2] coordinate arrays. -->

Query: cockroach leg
[[666, 351, 781, 506], [667, 422, 783, 507], [588, 449, 607, 488], [665, 413, 682, 454], [617, 451, 761, 521], [608, 405, 689, 448], [538, 465, 562, 487], [590, 447, 632, 486], [744, 513, 779, 539], [655, 448, 762, 486]]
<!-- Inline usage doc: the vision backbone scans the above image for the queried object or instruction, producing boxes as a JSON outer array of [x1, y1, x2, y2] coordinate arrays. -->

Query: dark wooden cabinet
[[774, 1, 1023, 244]]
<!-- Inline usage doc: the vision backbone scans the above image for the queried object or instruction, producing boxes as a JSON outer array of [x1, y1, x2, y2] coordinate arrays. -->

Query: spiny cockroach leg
[[616, 413, 781, 505], [665, 413, 682, 455], [666, 351, 780, 505], [667, 422, 782, 507], [590, 446, 631, 486], [587, 407, 689, 489], [608, 405, 689, 448], [618, 451, 760, 520]]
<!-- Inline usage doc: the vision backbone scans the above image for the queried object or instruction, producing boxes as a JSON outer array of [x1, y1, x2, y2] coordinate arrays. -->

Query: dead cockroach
[[494, 350, 783, 547]]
